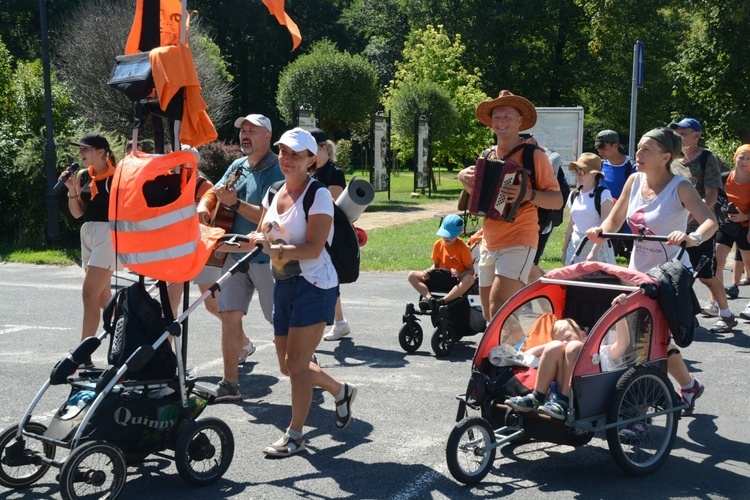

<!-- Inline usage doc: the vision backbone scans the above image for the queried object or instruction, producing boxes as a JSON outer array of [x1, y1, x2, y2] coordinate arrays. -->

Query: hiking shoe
[[505, 393, 542, 412], [700, 300, 719, 317], [335, 383, 357, 430], [539, 400, 568, 420], [711, 314, 738, 333], [263, 434, 306, 458], [213, 380, 241, 403], [418, 298, 431, 311], [680, 379, 704, 416], [739, 303, 750, 320], [323, 321, 351, 341], [725, 284, 740, 300]]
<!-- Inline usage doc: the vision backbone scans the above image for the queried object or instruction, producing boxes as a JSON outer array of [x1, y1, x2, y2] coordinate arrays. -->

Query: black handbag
[[719, 220, 742, 238]]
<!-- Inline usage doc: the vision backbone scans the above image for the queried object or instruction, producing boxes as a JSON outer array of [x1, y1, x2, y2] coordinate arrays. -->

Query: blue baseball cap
[[437, 214, 463, 238], [670, 118, 702, 133]]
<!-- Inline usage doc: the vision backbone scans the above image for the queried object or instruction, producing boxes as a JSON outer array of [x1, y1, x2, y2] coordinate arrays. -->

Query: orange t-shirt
[[724, 171, 750, 227], [431, 238, 474, 273], [480, 147, 559, 251]]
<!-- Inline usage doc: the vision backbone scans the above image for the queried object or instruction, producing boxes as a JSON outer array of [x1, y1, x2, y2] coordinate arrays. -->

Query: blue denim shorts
[[273, 276, 338, 336]]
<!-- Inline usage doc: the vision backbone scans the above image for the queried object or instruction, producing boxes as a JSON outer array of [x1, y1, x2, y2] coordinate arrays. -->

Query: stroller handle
[[574, 231, 675, 258]]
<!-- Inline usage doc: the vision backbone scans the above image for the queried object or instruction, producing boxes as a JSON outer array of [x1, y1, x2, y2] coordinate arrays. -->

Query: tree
[[384, 25, 490, 169], [276, 39, 379, 136], [54, 0, 233, 140]]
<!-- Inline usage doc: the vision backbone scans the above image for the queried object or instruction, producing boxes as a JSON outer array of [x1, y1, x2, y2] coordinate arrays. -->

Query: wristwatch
[[688, 231, 703, 245], [230, 199, 241, 212]]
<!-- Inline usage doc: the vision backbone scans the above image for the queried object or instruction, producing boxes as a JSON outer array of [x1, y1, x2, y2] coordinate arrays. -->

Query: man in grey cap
[[197, 113, 284, 401], [670, 117, 737, 333]]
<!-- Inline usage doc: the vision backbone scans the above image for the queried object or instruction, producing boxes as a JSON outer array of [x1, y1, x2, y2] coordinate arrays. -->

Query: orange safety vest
[[109, 151, 224, 282]]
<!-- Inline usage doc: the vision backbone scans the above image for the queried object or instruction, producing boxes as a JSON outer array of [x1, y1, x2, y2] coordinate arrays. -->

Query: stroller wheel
[[446, 416, 496, 484], [175, 417, 234, 486], [431, 325, 455, 357], [59, 440, 126, 500], [398, 322, 423, 353], [0, 422, 56, 489]]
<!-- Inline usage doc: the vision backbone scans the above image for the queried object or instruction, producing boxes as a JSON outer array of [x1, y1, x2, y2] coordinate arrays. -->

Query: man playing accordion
[[458, 90, 562, 320]]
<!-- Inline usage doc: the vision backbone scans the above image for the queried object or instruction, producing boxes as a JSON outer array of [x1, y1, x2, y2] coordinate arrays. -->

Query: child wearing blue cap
[[407, 214, 476, 310]]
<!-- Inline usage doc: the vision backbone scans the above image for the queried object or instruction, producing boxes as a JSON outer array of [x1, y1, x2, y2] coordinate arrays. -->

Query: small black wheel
[[59, 440, 126, 500], [0, 422, 55, 488], [605, 365, 678, 476], [431, 325, 455, 357], [398, 322, 423, 352], [175, 417, 234, 486], [446, 417, 496, 484]]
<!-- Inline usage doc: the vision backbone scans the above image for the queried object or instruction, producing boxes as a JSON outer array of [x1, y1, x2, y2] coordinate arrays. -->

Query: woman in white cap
[[248, 127, 356, 457], [61, 132, 121, 369], [562, 152, 616, 265]]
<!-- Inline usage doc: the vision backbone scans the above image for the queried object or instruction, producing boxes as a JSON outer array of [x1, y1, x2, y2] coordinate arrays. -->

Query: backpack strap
[[624, 158, 634, 177], [593, 184, 606, 216]]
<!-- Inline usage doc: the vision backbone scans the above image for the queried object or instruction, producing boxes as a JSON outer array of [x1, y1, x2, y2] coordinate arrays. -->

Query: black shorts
[[716, 224, 750, 251], [686, 235, 717, 280], [426, 269, 460, 293]]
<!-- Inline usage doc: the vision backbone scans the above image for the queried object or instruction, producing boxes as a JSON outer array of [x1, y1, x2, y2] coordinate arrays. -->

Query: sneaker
[[725, 284, 740, 300], [335, 383, 357, 429], [213, 380, 241, 403], [263, 434, 306, 458], [418, 298, 431, 311], [538, 400, 568, 420], [505, 393, 542, 412], [323, 321, 351, 341], [700, 300, 719, 317], [619, 421, 648, 442], [740, 303, 750, 320], [238, 340, 256, 365], [680, 379, 704, 416], [711, 314, 738, 333], [429, 297, 445, 310]]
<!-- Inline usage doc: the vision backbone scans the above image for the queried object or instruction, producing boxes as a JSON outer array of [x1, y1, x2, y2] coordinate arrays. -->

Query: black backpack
[[268, 179, 360, 284], [646, 256, 701, 348], [103, 281, 177, 381]]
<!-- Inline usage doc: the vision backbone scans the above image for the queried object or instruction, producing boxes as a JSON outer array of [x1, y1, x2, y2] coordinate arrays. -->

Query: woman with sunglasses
[[562, 152, 616, 265], [586, 127, 717, 416]]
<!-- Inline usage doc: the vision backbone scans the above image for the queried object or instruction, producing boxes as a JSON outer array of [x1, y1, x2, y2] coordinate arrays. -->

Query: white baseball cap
[[274, 127, 317, 156], [234, 114, 272, 131]]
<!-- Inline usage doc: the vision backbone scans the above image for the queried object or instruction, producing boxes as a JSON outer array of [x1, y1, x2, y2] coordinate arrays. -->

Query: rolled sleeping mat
[[336, 176, 375, 222]]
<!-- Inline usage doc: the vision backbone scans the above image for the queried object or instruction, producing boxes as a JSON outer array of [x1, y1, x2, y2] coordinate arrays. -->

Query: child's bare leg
[[442, 275, 476, 303], [407, 271, 431, 299], [560, 341, 583, 397], [534, 341, 565, 394]]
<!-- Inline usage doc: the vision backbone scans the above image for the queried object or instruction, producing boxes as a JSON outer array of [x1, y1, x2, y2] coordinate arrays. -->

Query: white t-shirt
[[569, 186, 614, 234], [262, 180, 338, 289]]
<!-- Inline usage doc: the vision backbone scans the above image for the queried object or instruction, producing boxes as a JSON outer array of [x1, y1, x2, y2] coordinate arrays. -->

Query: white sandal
[[262, 435, 306, 458], [238, 340, 256, 365]]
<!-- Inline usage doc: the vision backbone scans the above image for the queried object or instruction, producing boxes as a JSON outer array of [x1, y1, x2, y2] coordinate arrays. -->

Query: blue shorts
[[273, 276, 338, 336]]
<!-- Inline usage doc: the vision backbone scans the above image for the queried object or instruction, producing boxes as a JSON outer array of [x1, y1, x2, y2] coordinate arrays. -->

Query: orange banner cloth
[[125, 0, 189, 55], [261, 0, 302, 50], [149, 44, 218, 148]]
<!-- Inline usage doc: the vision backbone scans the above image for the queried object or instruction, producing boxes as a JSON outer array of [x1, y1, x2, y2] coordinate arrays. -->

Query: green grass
[[0, 169, 571, 271]]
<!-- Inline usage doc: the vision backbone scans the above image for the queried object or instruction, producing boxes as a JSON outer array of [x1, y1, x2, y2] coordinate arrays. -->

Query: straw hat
[[475, 90, 537, 130]]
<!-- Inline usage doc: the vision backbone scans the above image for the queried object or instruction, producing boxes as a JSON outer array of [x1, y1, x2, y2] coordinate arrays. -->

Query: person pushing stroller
[[407, 214, 476, 311]]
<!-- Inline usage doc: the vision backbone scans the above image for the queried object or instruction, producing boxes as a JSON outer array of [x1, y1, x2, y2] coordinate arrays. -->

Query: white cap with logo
[[274, 127, 318, 156]]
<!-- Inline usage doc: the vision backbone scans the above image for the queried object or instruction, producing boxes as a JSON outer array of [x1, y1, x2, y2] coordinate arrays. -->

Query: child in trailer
[[407, 214, 476, 311], [505, 296, 632, 419]]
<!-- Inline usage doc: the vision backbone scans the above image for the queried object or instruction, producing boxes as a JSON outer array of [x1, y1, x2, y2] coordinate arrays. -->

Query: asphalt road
[[0, 262, 749, 499]]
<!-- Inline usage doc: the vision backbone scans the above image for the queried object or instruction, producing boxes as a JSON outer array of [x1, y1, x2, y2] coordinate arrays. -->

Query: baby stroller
[[0, 241, 260, 499], [445, 235, 700, 484], [399, 277, 486, 357]]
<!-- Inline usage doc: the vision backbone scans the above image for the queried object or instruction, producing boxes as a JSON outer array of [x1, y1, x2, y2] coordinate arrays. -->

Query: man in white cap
[[459, 90, 562, 320], [198, 113, 284, 402]]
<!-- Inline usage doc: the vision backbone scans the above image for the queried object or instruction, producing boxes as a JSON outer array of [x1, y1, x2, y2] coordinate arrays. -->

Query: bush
[[196, 140, 242, 182], [336, 139, 352, 170]]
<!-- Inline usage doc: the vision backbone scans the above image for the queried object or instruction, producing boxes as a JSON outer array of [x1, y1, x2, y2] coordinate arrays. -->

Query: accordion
[[468, 157, 529, 222]]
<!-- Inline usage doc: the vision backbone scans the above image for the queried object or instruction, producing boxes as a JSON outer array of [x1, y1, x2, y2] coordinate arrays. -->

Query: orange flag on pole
[[261, 0, 302, 50], [125, 0, 188, 54]]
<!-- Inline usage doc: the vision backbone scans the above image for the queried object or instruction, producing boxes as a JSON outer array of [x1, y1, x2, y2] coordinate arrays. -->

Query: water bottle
[[548, 381, 558, 403]]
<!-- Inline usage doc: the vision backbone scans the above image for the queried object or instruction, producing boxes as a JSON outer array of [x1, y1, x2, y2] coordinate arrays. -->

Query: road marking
[[0, 325, 70, 335], [0, 281, 81, 291]]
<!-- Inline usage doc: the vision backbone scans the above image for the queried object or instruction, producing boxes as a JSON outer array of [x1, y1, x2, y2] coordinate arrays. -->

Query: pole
[[40, 0, 60, 242], [628, 41, 644, 157]]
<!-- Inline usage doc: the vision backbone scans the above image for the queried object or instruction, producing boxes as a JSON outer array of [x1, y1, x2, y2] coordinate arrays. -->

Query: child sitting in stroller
[[407, 214, 476, 311], [505, 295, 632, 419]]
